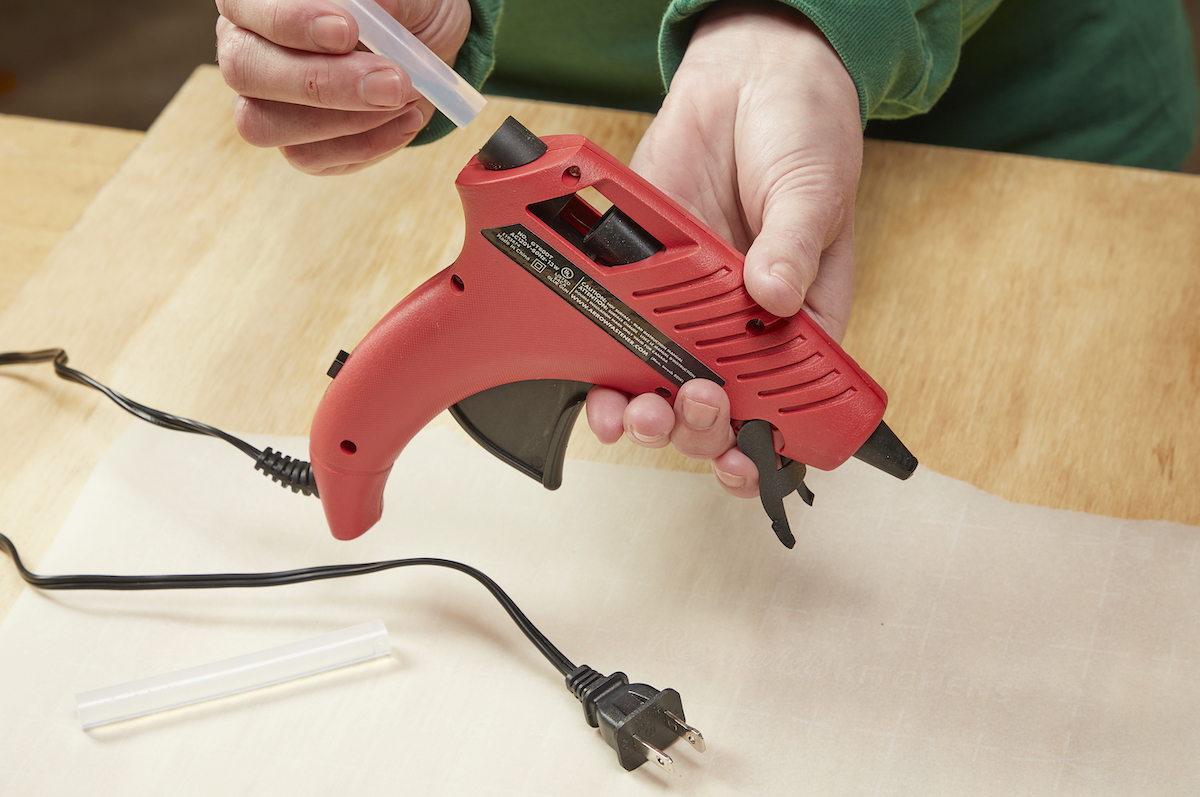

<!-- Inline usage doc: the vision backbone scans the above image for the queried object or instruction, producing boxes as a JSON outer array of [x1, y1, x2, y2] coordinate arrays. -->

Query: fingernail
[[680, 396, 719, 430], [713, 466, 746, 489], [629, 429, 667, 446], [769, 263, 805, 305], [310, 15, 352, 52], [360, 70, 404, 107]]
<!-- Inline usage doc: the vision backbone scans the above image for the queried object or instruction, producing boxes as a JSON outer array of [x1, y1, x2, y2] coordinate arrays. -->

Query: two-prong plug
[[566, 664, 705, 773]]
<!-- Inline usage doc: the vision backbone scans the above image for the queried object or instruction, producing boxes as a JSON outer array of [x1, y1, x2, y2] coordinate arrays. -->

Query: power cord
[[0, 348, 704, 773], [0, 349, 317, 496]]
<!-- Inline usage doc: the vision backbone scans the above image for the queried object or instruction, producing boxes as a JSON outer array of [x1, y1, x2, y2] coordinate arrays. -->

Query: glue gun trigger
[[450, 379, 593, 490], [736, 419, 813, 549]]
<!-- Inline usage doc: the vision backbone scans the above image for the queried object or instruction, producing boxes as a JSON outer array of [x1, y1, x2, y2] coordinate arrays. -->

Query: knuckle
[[679, 378, 728, 408], [281, 144, 327, 175], [363, 116, 417, 154], [216, 29, 253, 93], [268, 1, 286, 44], [672, 433, 731, 463], [300, 61, 333, 107], [767, 226, 824, 281], [232, 97, 274, 147], [227, 0, 265, 34], [791, 235, 824, 276], [763, 165, 852, 251], [819, 191, 852, 239]]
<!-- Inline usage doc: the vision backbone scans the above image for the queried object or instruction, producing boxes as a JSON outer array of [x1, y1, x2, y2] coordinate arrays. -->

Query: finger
[[585, 386, 629, 445], [290, 147, 407, 177], [711, 446, 761, 499], [233, 95, 417, 148], [280, 107, 426, 175], [219, 27, 416, 111], [623, 393, 675, 449], [216, 0, 357, 53], [668, 379, 736, 460]]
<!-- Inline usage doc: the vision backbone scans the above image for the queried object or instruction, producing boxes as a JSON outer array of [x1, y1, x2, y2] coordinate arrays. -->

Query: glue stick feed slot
[[327, 0, 487, 128], [76, 620, 391, 729]]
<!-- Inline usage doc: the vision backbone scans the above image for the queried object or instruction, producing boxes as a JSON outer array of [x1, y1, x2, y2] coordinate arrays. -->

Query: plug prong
[[633, 735, 675, 774], [663, 710, 706, 753]]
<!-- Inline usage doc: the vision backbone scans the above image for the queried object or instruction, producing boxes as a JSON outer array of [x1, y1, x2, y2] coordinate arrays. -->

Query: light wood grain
[[0, 116, 142, 314], [848, 142, 1200, 525], [1, 65, 1197, 624]]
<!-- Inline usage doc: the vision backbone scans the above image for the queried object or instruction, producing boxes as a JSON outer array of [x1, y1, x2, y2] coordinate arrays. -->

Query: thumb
[[741, 167, 853, 322]]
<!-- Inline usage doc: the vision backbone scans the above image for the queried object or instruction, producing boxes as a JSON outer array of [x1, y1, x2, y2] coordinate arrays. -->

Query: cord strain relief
[[566, 664, 628, 728], [566, 664, 603, 701], [255, 448, 319, 497]]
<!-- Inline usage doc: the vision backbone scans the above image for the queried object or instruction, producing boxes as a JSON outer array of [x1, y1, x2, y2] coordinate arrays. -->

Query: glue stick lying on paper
[[328, 0, 487, 128], [76, 620, 390, 729]]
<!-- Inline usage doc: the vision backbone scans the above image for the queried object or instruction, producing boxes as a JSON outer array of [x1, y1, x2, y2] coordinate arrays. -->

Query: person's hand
[[586, 0, 863, 499], [214, 0, 471, 175]]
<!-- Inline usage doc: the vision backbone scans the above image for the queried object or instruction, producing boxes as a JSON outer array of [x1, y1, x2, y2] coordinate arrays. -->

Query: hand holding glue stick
[[215, 0, 482, 175], [327, 0, 485, 128]]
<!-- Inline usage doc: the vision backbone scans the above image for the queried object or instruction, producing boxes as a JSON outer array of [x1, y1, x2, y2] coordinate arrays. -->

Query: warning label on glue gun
[[482, 224, 724, 388]]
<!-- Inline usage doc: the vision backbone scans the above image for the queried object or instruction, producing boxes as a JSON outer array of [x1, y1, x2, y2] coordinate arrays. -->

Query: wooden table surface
[[2, 66, 1197, 623]]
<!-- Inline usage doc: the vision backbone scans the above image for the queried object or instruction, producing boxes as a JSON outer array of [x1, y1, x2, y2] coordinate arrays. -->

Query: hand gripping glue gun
[[309, 117, 918, 547]]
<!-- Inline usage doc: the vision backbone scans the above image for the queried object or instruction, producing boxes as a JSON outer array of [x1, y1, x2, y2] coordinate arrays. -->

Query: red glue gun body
[[310, 118, 916, 545]]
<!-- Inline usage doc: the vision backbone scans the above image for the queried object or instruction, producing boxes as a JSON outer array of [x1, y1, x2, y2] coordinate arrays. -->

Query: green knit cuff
[[410, 0, 501, 146]]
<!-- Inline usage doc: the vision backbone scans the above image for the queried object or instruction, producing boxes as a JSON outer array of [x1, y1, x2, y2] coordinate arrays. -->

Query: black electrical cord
[[0, 531, 574, 676], [0, 348, 573, 676], [0, 349, 317, 495], [0, 347, 705, 771], [1, 348, 258, 455]]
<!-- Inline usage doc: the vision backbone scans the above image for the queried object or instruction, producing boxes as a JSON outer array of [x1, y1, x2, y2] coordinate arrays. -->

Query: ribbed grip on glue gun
[[309, 117, 916, 543]]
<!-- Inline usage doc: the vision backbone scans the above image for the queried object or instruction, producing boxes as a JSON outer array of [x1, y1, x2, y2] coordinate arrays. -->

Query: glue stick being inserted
[[328, 0, 487, 128]]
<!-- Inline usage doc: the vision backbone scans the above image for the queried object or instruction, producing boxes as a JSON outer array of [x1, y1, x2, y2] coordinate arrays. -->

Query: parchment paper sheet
[[1, 423, 1196, 795]]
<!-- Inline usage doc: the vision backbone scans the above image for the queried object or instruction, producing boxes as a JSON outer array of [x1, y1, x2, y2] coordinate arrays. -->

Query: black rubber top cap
[[476, 116, 548, 170]]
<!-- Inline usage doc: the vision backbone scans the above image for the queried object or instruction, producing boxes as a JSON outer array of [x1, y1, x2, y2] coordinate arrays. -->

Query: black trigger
[[450, 380, 593, 490], [736, 419, 813, 549]]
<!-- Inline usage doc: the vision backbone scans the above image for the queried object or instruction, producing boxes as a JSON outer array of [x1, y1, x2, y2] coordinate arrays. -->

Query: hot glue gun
[[309, 117, 917, 546]]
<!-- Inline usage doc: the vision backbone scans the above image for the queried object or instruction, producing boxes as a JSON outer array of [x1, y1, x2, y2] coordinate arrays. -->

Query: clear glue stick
[[328, 0, 487, 128], [76, 620, 391, 729]]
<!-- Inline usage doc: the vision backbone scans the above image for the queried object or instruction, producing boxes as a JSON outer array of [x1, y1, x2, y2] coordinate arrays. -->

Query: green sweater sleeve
[[410, 0, 503, 146], [659, 0, 1003, 126], [415, 0, 1003, 141]]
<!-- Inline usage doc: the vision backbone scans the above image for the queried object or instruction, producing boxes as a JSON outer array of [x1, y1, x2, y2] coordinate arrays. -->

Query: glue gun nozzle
[[853, 420, 918, 480]]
